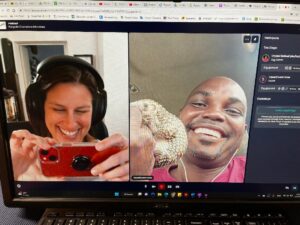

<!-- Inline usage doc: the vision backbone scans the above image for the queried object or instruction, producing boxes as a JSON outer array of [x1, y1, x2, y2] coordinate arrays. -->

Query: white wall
[[102, 33, 129, 137]]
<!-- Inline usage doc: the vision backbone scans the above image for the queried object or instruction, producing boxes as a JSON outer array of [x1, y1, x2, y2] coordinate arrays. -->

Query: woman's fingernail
[[91, 169, 97, 176]]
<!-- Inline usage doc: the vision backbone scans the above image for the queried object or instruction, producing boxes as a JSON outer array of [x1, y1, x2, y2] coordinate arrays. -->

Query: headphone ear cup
[[25, 83, 39, 120], [92, 90, 107, 126], [100, 90, 107, 120], [25, 83, 44, 133]]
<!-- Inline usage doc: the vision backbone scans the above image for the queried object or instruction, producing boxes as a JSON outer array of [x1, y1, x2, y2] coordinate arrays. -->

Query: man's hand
[[129, 106, 156, 179]]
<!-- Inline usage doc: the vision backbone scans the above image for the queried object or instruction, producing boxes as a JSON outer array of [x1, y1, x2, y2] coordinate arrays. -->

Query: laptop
[[0, 1, 300, 224]]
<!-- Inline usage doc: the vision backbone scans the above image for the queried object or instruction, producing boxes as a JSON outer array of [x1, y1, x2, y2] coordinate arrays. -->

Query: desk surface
[[0, 184, 42, 225]]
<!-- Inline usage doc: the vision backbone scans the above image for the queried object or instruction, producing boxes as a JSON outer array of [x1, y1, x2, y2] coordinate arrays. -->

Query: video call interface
[[1, 30, 300, 198]]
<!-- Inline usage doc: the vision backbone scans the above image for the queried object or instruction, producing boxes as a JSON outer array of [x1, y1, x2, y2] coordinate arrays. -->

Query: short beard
[[190, 148, 222, 161], [188, 140, 226, 161]]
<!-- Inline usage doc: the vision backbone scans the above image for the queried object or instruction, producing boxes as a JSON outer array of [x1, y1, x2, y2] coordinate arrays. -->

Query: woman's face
[[44, 82, 93, 143]]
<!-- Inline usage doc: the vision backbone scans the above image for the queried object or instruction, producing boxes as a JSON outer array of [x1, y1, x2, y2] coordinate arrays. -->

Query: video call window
[[1, 32, 129, 182], [129, 33, 260, 183]]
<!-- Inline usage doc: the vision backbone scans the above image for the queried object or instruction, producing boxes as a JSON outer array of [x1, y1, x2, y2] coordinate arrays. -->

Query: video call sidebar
[[246, 34, 300, 184]]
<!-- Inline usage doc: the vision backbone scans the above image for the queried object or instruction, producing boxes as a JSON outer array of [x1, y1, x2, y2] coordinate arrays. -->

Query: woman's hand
[[129, 106, 156, 179], [10, 129, 57, 180], [91, 134, 129, 181]]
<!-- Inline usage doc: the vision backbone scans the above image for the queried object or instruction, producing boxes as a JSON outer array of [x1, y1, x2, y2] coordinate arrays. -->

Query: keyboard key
[[209, 221, 221, 225], [65, 218, 77, 225], [208, 213, 217, 218], [232, 221, 242, 225], [184, 213, 193, 218], [173, 213, 183, 218], [221, 221, 232, 225], [268, 222, 283, 225], [231, 213, 240, 219], [86, 212, 96, 217], [142, 219, 153, 225], [187, 219, 206, 225], [87, 218, 98, 225], [98, 218, 108, 225], [173, 219, 184, 225], [42, 218, 55, 225], [245, 222, 259, 225], [97, 212, 106, 217], [219, 213, 229, 218], [163, 219, 173, 225], [194, 213, 205, 218], [65, 212, 75, 217], [131, 219, 141, 225], [77, 219, 87, 225], [76, 212, 85, 217], [115, 212, 124, 217], [153, 219, 162, 225], [110, 218, 120, 225], [54, 218, 66, 225], [120, 218, 131, 225], [47, 212, 59, 218], [244, 213, 252, 219]]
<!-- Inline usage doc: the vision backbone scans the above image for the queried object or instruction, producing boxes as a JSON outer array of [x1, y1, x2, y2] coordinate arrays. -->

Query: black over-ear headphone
[[25, 55, 107, 136]]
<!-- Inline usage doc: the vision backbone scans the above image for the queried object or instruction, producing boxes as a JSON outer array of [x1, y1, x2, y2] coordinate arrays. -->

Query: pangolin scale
[[131, 99, 188, 168]]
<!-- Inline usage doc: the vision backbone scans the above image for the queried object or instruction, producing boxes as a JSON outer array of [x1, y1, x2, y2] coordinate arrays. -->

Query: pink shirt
[[151, 156, 246, 183]]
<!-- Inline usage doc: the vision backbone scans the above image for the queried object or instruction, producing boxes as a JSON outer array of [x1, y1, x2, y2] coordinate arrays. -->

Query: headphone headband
[[37, 55, 104, 89]]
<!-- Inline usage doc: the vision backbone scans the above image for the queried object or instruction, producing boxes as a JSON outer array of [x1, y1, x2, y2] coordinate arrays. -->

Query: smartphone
[[38, 143, 121, 177]]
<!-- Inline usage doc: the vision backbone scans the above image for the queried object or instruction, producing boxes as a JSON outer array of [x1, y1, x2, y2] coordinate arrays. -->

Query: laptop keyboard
[[39, 210, 289, 225]]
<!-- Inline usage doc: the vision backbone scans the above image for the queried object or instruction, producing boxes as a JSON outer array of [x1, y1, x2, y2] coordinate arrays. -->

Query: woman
[[10, 55, 129, 181]]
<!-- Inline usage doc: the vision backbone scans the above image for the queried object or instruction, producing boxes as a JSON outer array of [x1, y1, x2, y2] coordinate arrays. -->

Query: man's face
[[179, 77, 247, 168], [44, 83, 93, 143]]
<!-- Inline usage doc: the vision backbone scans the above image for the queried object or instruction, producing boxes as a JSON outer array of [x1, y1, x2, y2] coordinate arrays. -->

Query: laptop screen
[[0, 1, 300, 206]]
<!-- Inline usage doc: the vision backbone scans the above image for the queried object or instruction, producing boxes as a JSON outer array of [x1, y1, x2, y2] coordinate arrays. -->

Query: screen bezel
[[1, 0, 300, 207]]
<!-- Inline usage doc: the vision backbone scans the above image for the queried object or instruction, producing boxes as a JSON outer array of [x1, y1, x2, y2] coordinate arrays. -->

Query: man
[[130, 76, 247, 182]]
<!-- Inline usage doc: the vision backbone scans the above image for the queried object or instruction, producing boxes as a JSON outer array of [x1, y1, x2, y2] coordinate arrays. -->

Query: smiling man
[[131, 76, 248, 183]]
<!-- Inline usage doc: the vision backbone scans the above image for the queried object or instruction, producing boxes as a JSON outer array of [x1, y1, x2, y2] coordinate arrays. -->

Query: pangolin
[[131, 99, 188, 168]]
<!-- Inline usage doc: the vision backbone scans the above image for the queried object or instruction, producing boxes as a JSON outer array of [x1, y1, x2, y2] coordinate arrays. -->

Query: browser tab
[[162, 2, 173, 8], [277, 4, 292, 11], [205, 3, 217, 8], [222, 3, 236, 9]]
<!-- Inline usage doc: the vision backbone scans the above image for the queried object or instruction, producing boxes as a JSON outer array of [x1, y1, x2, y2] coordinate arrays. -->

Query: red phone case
[[38, 143, 121, 177]]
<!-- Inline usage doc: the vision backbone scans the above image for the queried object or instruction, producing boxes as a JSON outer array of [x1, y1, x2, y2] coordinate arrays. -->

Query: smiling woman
[[9, 55, 129, 182]]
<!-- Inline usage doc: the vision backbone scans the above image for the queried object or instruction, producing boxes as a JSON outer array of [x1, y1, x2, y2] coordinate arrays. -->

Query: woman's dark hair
[[25, 56, 107, 138]]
